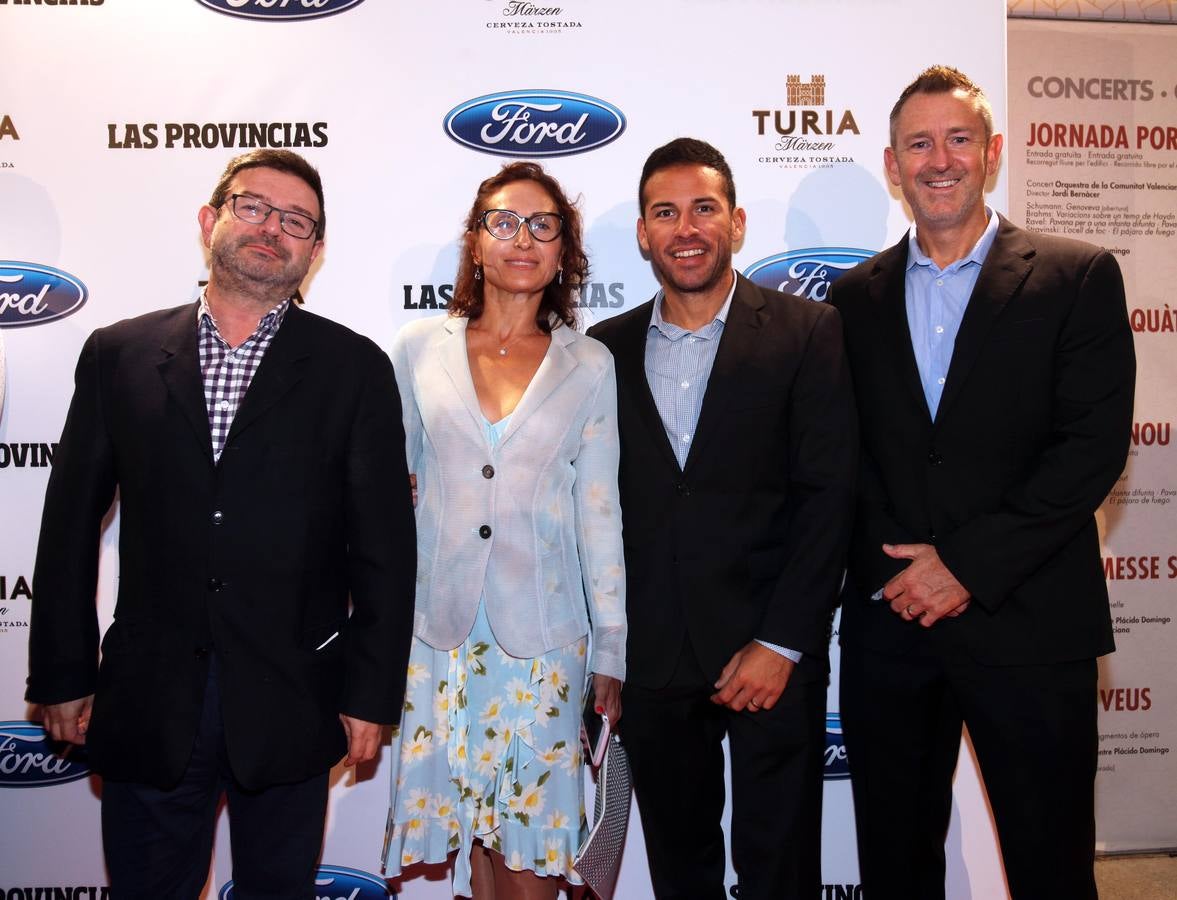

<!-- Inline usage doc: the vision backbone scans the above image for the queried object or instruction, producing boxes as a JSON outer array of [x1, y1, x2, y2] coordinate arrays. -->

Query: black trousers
[[840, 641, 1098, 900], [101, 658, 329, 900], [621, 639, 826, 900]]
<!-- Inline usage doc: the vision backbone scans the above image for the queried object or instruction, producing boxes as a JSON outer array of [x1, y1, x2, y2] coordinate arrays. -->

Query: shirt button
[[482, 464, 495, 479], [681, 434, 691, 443], [937, 377, 946, 385], [680, 380, 690, 390], [935, 326, 944, 334], [211, 510, 224, 525], [218, 400, 230, 411], [479, 525, 492, 539], [936, 279, 944, 286]]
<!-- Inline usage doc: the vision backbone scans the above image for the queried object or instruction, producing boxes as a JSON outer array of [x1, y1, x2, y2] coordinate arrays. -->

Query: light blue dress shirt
[[905, 209, 1000, 419], [871, 211, 1002, 604], [644, 274, 801, 664]]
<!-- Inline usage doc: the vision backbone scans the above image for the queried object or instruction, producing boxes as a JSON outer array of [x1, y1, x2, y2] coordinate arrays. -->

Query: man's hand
[[409, 473, 418, 508], [710, 641, 795, 713], [591, 673, 622, 726], [882, 543, 971, 627], [339, 715, 382, 766], [42, 695, 94, 745]]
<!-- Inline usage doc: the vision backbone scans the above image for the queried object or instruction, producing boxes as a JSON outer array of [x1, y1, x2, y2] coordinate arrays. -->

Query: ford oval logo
[[194, 0, 367, 20], [0, 722, 92, 788], [219, 864, 391, 899], [824, 712, 850, 780], [0, 262, 87, 329], [444, 90, 626, 158], [744, 247, 872, 303]]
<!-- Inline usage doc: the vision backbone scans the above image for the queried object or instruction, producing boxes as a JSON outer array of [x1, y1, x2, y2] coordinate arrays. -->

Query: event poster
[[1010, 18, 1177, 853]]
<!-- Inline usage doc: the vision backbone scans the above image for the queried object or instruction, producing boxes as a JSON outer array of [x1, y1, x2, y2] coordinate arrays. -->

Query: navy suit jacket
[[589, 273, 857, 689]]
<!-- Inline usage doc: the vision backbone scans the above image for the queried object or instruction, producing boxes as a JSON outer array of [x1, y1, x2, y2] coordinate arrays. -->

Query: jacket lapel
[[225, 302, 311, 444], [613, 300, 683, 473], [157, 302, 213, 461], [869, 236, 931, 420], [683, 275, 761, 473], [498, 324, 579, 449], [435, 316, 489, 437], [936, 216, 1034, 423]]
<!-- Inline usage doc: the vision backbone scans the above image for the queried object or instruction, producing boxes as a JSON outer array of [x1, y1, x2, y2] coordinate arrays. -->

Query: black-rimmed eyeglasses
[[480, 209, 563, 242], [224, 194, 319, 240]]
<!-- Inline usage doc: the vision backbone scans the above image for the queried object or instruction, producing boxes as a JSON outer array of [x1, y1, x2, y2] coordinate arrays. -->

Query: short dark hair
[[638, 137, 736, 215], [450, 162, 588, 332], [208, 149, 326, 240], [889, 65, 994, 147]]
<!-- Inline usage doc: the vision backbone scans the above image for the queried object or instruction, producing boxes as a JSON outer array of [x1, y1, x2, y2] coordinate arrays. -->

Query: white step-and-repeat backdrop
[[22, 1, 1172, 897]]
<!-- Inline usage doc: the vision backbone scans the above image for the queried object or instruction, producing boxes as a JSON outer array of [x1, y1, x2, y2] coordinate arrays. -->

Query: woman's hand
[[592, 673, 623, 726], [409, 473, 417, 508]]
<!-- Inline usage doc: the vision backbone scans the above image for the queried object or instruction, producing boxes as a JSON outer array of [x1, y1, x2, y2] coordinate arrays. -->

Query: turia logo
[[824, 713, 849, 780], [744, 247, 871, 303], [0, 262, 88, 328], [195, 0, 367, 20], [219, 865, 391, 899], [0, 722, 92, 788], [444, 90, 625, 158]]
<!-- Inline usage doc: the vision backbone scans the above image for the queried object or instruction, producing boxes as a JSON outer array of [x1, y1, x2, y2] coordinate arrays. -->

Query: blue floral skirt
[[382, 601, 588, 896]]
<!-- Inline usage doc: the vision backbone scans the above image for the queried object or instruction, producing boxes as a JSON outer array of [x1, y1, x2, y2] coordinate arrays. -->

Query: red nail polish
[[595, 705, 604, 714]]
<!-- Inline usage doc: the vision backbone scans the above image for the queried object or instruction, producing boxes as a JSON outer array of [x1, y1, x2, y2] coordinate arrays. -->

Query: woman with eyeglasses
[[382, 162, 625, 899]]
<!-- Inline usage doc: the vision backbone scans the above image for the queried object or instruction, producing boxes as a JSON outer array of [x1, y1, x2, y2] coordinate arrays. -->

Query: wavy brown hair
[[450, 162, 588, 331]]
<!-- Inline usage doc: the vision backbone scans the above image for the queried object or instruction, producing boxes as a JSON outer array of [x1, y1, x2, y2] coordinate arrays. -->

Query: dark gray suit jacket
[[27, 301, 416, 789], [832, 216, 1135, 665]]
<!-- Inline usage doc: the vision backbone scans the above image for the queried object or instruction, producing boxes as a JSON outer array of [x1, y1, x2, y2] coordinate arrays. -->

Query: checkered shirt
[[196, 293, 290, 462]]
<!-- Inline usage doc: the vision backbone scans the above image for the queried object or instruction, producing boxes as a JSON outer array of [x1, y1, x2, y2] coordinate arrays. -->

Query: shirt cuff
[[755, 639, 802, 664]]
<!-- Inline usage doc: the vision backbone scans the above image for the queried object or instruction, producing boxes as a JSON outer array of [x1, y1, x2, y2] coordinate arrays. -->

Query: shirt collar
[[907, 207, 1000, 274], [197, 289, 291, 339], [648, 269, 737, 339]]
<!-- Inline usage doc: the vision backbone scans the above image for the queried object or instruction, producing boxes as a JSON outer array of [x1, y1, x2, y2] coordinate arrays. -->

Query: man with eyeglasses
[[26, 149, 417, 899]]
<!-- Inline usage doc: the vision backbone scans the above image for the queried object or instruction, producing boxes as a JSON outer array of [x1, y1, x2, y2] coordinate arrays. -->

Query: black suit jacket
[[27, 301, 416, 790], [831, 216, 1135, 665], [589, 274, 857, 689]]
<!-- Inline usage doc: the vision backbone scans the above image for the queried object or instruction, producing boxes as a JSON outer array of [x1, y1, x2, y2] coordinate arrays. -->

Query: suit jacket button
[[676, 482, 691, 497], [207, 578, 223, 591], [479, 525, 492, 539], [482, 465, 495, 479], [927, 452, 943, 465], [194, 646, 209, 659], [211, 510, 224, 525]]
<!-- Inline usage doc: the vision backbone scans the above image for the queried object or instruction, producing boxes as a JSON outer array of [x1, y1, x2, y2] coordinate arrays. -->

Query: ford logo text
[[824, 713, 850, 780], [444, 90, 626, 158], [0, 722, 92, 788], [0, 262, 88, 328], [744, 247, 872, 303], [194, 0, 367, 20]]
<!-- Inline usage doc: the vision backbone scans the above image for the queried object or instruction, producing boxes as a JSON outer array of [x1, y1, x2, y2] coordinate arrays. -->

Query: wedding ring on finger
[[906, 604, 917, 618]]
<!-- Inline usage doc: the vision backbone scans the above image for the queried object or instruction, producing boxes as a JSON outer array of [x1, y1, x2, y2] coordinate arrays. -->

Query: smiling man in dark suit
[[588, 138, 856, 900], [832, 66, 1135, 899], [26, 149, 416, 899]]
